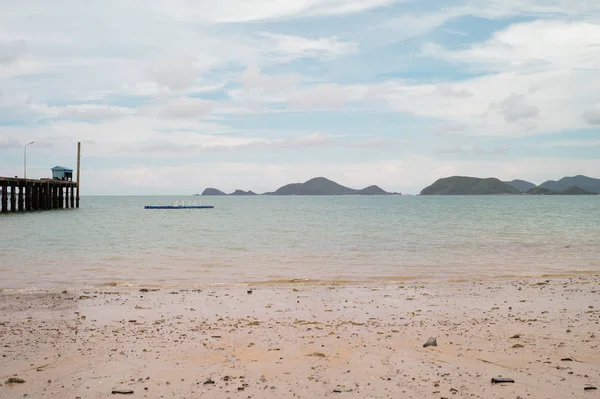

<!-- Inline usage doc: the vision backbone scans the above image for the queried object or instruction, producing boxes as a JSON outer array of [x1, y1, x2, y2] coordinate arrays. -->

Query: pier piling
[[1, 181, 7, 212], [0, 178, 77, 213]]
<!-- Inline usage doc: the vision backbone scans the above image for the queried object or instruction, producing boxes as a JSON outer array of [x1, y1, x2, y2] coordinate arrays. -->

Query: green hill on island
[[539, 175, 600, 194], [525, 187, 556, 195], [561, 186, 597, 195], [268, 177, 395, 195], [201, 177, 397, 196], [504, 179, 537, 192], [524, 185, 596, 195], [420, 176, 520, 195], [229, 190, 257, 196], [201, 188, 226, 196]]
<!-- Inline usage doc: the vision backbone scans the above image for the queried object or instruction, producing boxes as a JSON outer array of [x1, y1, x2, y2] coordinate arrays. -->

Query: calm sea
[[1, 196, 599, 289]]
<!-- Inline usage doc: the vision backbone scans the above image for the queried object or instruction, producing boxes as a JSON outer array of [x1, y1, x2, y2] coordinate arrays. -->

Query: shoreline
[[1, 274, 599, 398], [2, 269, 599, 292]]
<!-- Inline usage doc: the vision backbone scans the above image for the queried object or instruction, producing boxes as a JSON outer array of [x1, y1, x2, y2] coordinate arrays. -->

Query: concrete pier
[[0, 178, 78, 213]]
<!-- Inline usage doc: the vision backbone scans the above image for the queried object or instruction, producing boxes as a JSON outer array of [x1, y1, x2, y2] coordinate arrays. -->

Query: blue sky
[[1, 0, 599, 194]]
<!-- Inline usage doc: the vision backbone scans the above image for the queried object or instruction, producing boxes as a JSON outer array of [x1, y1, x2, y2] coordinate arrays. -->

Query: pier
[[0, 142, 81, 213], [0, 178, 78, 213]]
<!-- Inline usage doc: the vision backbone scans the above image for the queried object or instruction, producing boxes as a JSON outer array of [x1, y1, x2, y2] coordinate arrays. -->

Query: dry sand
[[1, 275, 599, 398]]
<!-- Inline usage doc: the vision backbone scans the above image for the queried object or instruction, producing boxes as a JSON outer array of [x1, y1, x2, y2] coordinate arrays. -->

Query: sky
[[0, 0, 599, 195]]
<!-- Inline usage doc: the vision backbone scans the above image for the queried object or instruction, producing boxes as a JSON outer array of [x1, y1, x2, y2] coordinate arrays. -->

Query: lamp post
[[24, 141, 34, 179]]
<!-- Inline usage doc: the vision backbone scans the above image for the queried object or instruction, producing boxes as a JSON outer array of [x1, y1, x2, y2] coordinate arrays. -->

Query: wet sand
[[1, 276, 599, 398]]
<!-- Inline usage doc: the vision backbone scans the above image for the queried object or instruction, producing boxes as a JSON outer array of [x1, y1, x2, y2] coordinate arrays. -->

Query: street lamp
[[24, 141, 34, 179]]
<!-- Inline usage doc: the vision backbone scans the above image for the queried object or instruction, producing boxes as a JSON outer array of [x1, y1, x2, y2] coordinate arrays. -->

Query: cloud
[[240, 66, 298, 92], [59, 105, 135, 121], [142, 0, 396, 22], [583, 107, 600, 125], [0, 40, 26, 65], [431, 124, 468, 135], [150, 55, 199, 90], [435, 84, 473, 98], [537, 139, 600, 148], [157, 97, 214, 119], [493, 93, 539, 122], [258, 32, 359, 61], [0, 136, 20, 149], [435, 145, 510, 155], [271, 132, 332, 148], [422, 20, 600, 73]]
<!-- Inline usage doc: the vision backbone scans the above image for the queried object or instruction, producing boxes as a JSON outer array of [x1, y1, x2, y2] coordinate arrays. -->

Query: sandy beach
[[1, 275, 599, 398]]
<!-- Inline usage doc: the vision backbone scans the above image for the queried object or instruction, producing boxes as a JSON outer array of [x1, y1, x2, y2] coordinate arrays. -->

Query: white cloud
[[537, 139, 600, 148], [492, 93, 539, 122], [258, 32, 359, 61], [156, 97, 214, 119], [0, 136, 20, 149], [150, 55, 200, 90], [583, 107, 600, 125], [59, 104, 135, 121], [423, 20, 600, 73], [240, 65, 298, 91], [288, 83, 368, 110], [139, 0, 397, 22], [435, 84, 473, 98], [0, 39, 27, 64]]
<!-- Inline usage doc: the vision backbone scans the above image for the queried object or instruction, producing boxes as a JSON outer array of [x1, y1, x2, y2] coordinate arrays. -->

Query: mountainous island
[[503, 179, 537, 192], [200, 177, 399, 196], [422, 175, 599, 195], [420, 176, 520, 195], [525, 186, 596, 195], [537, 175, 600, 193]]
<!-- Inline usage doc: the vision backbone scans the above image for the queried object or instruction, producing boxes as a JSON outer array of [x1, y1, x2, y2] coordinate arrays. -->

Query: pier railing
[[0, 177, 78, 213]]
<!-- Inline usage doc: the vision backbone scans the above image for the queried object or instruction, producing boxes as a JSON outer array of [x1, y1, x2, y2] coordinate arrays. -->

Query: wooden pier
[[0, 142, 81, 213], [0, 178, 78, 213]]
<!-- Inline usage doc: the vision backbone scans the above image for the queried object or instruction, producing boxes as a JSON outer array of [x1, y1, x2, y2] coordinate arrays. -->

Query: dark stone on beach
[[584, 386, 597, 391], [491, 377, 514, 384], [61, 291, 67, 294], [423, 337, 437, 348], [247, 290, 253, 294], [561, 357, 573, 361], [333, 388, 342, 393], [111, 390, 134, 394], [139, 289, 148, 292], [204, 378, 215, 385], [6, 377, 25, 384]]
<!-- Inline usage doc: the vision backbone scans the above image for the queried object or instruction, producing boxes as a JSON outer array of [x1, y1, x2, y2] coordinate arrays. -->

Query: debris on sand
[[111, 390, 134, 394], [6, 377, 25, 384], [491, 377, 515, 384], [307, 352, 327, 357], [423, 337, 437, 347]]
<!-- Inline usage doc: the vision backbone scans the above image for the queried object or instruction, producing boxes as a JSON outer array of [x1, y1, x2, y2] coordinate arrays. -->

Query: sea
[[1, 195, 599, 290]]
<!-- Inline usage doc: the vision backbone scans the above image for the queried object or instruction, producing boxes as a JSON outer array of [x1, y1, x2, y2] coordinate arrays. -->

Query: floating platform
[[144, 205, 214, 209]]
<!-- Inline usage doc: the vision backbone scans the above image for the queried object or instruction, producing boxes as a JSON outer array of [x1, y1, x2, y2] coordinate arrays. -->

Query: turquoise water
[[1, 196, 599, 289]]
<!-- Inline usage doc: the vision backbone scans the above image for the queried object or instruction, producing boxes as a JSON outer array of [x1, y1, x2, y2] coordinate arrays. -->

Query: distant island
[[422, 175, 599, 195], [503, 179, 537, 192], [537, 175, 600, 193], [420, 176, 519, 195], [198, 175, 599, 197], [200, 177, 399, 196], [525, 186, 596, 195]]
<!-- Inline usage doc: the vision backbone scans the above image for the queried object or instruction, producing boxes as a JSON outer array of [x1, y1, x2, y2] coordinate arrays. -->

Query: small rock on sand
[[423, 337, 437, 348]]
